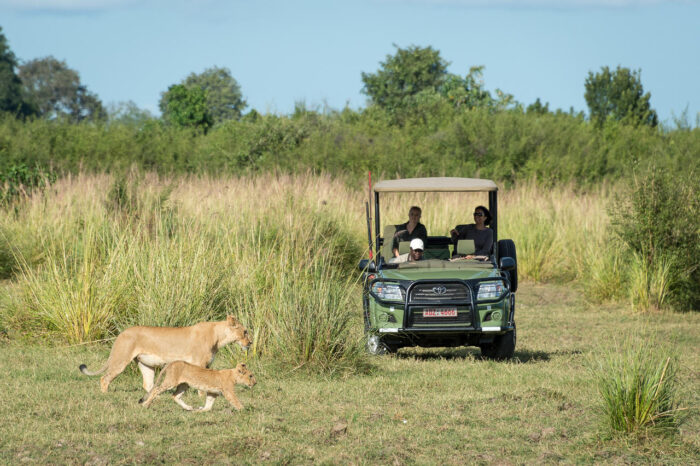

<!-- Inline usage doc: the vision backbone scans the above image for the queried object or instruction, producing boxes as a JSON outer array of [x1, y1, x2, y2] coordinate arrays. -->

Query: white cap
[[410, 238, 424, 251]]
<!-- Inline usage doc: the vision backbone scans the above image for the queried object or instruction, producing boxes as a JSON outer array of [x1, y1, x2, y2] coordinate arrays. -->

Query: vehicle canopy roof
[[373, 177, 498, 193]]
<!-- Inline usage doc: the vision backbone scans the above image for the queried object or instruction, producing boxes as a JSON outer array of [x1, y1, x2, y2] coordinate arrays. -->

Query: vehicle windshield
[[389, 259, 494, 269]]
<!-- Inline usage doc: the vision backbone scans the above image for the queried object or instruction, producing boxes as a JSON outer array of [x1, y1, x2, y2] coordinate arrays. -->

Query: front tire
[[480, 325, 516, 360]]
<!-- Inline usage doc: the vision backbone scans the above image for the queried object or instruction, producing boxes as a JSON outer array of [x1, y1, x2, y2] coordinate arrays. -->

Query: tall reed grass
[[0, 172, 367, 373], [15, 225, 132, 344], [0, 172, 693, 359]]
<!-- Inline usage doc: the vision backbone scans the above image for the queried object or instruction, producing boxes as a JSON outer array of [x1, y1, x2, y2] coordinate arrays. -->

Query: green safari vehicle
[[358, 177, 518, 359]]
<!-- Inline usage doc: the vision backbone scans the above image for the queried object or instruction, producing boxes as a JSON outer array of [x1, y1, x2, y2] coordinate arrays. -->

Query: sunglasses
[[473, 212, 484, 217]]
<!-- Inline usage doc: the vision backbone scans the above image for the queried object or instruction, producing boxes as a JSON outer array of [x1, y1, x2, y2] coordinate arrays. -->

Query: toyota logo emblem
[[432, 286, 447, 295]]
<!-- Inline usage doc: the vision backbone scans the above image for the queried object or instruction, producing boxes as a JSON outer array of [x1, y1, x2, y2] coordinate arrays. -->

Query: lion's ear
[[227, 315, 238, 325]]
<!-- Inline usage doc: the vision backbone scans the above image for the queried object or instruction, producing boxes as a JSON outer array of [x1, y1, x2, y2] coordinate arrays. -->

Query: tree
[[526, 98, 550, 115], [18, 56, 105, 122], [159, 84, 212, 131], [182, 67, 246, 123], [0, 26, 34, 116], [106, 100, 154, 127], [361, 45, 448, 112], [160, 66, 246, 125], [584, 66, 657, 127], [440, 66, 513, 110]]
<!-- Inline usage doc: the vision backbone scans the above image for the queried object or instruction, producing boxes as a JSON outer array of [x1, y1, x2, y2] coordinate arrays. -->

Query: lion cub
[[139, 361, 256, 412]]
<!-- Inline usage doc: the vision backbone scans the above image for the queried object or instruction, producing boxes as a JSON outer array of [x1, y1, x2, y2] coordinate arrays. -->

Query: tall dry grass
[[0, 172, 367, 372], [2, 172, 681, 356]]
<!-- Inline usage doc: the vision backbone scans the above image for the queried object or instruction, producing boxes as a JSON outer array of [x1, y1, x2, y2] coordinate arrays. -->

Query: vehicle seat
[[381, 225, 397, 259], [455, 239, 475, 256], [423, 247, 451, 260]]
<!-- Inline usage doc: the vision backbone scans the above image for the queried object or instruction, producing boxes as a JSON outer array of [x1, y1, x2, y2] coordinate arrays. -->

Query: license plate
[[423, 308, 457, 317]]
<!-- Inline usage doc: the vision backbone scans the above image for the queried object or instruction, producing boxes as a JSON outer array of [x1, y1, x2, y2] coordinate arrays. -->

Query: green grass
[[593, 335, 684, 435], [0, 283, 698, 464], [0, 172, 698, 462]]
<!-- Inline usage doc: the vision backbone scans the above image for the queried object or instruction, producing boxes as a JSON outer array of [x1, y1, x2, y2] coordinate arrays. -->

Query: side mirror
[[358, 259, 376, 272], [499, 257, 515, 271]]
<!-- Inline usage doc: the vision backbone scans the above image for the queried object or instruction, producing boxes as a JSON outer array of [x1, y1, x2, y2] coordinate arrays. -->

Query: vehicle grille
[[409, 283, 471, 302]]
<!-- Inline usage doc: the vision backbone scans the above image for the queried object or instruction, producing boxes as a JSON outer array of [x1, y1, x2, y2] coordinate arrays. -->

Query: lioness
[[79, 315, 251, 393], [139, 361, 256, 411]]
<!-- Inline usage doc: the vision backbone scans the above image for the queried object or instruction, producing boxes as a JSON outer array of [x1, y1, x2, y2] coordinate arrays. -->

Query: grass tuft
[[592, 334, 685, 436]]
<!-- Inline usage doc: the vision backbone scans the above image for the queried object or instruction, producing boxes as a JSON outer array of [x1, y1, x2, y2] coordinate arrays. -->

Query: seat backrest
[[398, 241, 411, 255], [423, 247, 451, 260], [381, 224, 397, 259], [456, 239, 475, 256]]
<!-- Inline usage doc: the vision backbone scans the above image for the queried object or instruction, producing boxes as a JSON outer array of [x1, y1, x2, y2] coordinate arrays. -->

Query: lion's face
[[233, 363, 256, 387], [224, 316, 252, 350]]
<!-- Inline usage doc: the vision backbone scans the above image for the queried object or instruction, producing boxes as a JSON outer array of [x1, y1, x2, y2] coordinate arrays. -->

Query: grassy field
[[0, 173, 697, 463], [1, 282, 698, 464]]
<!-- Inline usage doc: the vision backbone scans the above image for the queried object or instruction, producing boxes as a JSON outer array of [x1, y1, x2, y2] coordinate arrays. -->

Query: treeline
[[0, 107, 697, 186], [2, 31, 697, 187]]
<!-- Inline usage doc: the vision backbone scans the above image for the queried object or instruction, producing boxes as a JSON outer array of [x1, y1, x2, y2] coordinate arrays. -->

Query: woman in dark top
[[392, 205, 428, 258], [450, 205, 493, 259]]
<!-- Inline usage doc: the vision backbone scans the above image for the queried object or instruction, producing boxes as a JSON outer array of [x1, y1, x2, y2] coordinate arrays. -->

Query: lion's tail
[[78, 363, 108, 376], [139, 362, 172, 404], [153, 362, 172, 386]]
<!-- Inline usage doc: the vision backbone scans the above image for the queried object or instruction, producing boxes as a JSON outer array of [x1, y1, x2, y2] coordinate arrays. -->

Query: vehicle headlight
[[477, 281, 504, 300], [371, 282, 405, 302]]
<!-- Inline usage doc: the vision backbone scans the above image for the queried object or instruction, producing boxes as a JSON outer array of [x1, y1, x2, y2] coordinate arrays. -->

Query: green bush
[[0, 163, 55, 204], [609, 171, 699, 310], [1, 108, 698, 186]]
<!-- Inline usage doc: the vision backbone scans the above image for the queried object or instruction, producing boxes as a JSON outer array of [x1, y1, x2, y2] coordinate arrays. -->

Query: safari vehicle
[[358, 177, 518, 359]]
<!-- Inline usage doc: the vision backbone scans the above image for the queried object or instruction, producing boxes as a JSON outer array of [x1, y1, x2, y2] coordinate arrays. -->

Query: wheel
[[366, 334, 395, 355], [480, 325, 516, 360], [498, 239, 518, 293]]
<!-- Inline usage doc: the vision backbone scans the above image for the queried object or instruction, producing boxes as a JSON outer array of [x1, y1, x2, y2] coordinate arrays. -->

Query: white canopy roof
[[374, 177, 498, 193]]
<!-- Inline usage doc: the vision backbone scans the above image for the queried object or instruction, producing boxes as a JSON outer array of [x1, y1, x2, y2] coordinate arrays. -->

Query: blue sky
[[1, 0, 698, 125]]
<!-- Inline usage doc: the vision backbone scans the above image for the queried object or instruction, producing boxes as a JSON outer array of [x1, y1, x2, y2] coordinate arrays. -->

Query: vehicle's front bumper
[[378, 325, 514, 335]]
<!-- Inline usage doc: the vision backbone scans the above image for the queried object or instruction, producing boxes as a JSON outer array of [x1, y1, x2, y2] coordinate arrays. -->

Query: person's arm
[[449, 225, 461, 241]]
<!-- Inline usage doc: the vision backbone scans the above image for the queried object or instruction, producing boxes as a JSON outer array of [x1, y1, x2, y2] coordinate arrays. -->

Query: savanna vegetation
[[1, 27, 698, 463], [0, 173, 698, 463]]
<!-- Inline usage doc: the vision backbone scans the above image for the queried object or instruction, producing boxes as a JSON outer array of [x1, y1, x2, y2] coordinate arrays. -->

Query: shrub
[[0, 163, 55, 204], [609, 171, 699, 310]]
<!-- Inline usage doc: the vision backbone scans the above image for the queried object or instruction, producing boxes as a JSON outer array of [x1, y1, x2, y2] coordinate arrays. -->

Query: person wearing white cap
[[388, 238, 425, 264]]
